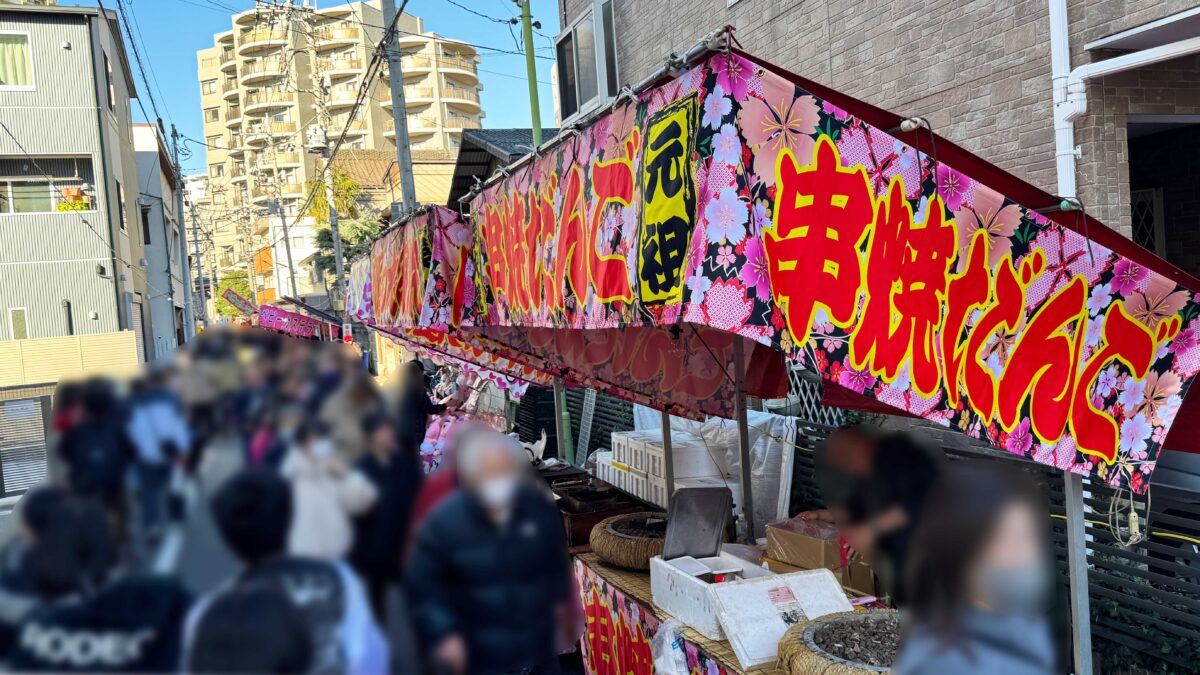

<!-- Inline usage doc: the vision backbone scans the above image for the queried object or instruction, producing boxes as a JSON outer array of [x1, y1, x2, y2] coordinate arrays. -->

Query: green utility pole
[[519, 0, 542, 146]]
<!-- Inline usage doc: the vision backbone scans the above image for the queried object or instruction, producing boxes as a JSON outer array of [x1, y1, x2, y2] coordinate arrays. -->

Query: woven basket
[[589, 512, 666, 570], [778, 611, 898, 675]]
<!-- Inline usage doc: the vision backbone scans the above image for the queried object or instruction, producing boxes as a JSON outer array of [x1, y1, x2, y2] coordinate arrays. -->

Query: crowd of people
[[0, 327, 572, 674], [0, 325, 1059, 675]]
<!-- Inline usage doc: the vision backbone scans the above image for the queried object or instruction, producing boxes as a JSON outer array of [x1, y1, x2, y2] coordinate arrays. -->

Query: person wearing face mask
[[893, 462, 1056, 675], [281, 421, 378, 559], [407, 429, 572, 675]]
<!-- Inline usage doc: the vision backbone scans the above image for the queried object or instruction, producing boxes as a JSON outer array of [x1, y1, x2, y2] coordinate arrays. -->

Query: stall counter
[[575, 553, 785, 675]]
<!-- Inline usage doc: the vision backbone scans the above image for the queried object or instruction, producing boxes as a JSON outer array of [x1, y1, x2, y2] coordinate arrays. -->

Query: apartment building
[[132, 124, 188, 358], [557, 0, 1200, 277], [195, 0, 483, 307]]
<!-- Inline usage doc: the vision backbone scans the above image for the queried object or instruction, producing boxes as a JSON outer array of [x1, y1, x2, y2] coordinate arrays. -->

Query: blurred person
[[281, 421, 377, 558], [350, 413, 422, 617], [320, 373, 384, 464], [180, 340, 223, 468], [56, 379, 135, 528], [893, 463, 1054, 675], [188, 468, 388, 674], [229, 357, 276, 444], [405, 419, 484, 557], [408, 429, 571, 675], [0, 487, 73, 660], [125, 368, 190, 539], [396, 360, 446, 455], [8, 496, 191, 672], [249, 403, 304, 469], [187, 584, 313, 674], [798, 426, 943, 603]]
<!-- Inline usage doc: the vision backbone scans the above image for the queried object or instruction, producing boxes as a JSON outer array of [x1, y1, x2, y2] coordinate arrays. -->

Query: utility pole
[[303, 25, 346, 309], [170, 125, 197, 337], [276, 200, 298, 297], [380, 0, 417, 220], [189, 199, 208, 327], [518, 0, 542, 146]]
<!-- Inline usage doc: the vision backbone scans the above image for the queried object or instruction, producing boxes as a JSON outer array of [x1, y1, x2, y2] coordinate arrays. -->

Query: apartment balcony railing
[[437, 55, 477, 72], [314, 26, 361, 45], [319, 57, 362, 74], [244, 89, 292, 110], [240, 59, 286, 81], [251, 181, 304, 200], [327, 87, 359, 105], [441, 85, 479, 103], [445, 115, 480, 129], [402, 55, 433, 70], [329, 118, 367, 134], [221, 80, 239, 94], [219, 48, 236, 70], [238, 27, 288, 54]]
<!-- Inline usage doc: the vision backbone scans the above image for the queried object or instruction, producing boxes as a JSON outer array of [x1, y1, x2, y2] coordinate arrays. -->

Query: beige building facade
[[557, 0, 1200, 278], [195, 0, 483, 306]]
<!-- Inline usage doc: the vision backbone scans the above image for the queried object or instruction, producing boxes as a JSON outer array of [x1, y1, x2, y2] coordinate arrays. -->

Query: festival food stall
[[347, 27, 1200, 672]]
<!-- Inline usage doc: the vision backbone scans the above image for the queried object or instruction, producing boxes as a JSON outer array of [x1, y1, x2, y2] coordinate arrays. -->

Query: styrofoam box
[[594, 451, 613, 484], [649, 552, 776, 640], [710, 569, 854, 670], [645, 440, 724, 479]]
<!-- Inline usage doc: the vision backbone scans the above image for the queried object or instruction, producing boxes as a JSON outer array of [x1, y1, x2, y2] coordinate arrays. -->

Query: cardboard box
[[765, 517, 842, 571], [764, 557, 876, 597]]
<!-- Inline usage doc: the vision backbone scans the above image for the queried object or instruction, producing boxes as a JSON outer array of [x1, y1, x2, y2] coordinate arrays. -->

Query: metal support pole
[[1065, 472, 1093, 675], [278, 203, 298, 297], [732, 338, 756, 542], [519, 0, 542, 146], [661, 408, 675, 510], [380, 0, 417, 219], [552, 377, 574, 464], [170, 126, 196, 338]]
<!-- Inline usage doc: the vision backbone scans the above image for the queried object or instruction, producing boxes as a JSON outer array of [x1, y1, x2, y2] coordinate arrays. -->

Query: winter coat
[[125, 391, 190, 466], [318, 384, 370, 465], [282, 448, 378, 559], [893, 610, 1054, 675], [395, 387, 445, 452], [350, 451, 423, 580], [57, 420, 134, 504], [407, 485, 570, 674]]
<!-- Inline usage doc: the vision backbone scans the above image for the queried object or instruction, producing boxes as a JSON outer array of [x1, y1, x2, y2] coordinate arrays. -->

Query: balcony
[[314, 26, 361, 49], [221, 80, 239, 100], [245, 121, 298, 145], [329, 118, 367, 137], [442, 84, 480, 109], [326, 86, 360, 109], [261, 151, 302, 168], [383, 116, 436, 139], [444, 114, 481, 131], [244, 89, 292, 113], [240, 59, 286, 85], [251, 180, 304, 202], [219, 48, 237, 71], [228, 140, 246, 157], [319, 56, 363, 77], [401, 55, 433, 72], [230, 165, 247, 182], [238, 27, 288, 55], [223, 106, 242, 127], [438, 55, 478, 84]]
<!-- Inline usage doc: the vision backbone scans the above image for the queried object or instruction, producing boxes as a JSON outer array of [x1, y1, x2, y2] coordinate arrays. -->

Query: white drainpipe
[[1049, 6, 1200, 675], [1052, 0, 1200, 201]]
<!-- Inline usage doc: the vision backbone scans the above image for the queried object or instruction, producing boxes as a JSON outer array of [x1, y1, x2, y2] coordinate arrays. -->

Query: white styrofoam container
[[649, 552, 776, 640], [645, 441, 724, 479], [594, 451, 613, 484], [710, 569, 854, 670]]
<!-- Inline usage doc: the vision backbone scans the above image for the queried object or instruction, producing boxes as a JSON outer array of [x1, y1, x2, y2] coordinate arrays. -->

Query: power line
[[124, 0, 174, 129], [103, 0, 166, 127]]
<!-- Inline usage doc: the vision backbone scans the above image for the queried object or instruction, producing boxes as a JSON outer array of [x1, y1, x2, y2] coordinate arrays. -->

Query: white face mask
[[478, 476, 519, 509], [310, 438, 335, 459]]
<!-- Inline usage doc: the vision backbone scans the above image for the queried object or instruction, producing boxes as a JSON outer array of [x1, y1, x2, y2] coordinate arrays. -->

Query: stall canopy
[[350, 47, 1200, 493]]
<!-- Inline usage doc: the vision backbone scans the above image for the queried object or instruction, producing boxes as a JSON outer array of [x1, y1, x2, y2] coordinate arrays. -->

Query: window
[[204, 107, 220, 122], [556, 1, 617, 121], [141, 206, 152, 244], [8, 308, 27, 340], [116, 181, 127, 231], [207, 135, 223, 149], [0, 32, 33, 89], [210, 164, 224, 178], [0, 157, 95, 213], [291, 236, 303, 249], [201, 79, 218, 95], [104, 53, 115, 111]]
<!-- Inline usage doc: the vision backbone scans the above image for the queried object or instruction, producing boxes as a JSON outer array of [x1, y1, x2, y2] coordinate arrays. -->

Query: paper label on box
[[767, 585, 805, 625]]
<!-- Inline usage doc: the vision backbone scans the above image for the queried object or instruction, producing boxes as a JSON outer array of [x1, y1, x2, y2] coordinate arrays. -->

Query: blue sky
[[79, 0, 559, 172]]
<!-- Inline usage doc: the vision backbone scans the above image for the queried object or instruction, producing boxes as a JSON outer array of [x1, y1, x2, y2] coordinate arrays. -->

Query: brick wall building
[[555, 0, 1200, 276]]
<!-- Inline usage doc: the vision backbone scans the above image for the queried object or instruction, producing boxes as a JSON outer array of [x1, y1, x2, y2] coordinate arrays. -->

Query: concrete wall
[[559, 0, 1200, 237]]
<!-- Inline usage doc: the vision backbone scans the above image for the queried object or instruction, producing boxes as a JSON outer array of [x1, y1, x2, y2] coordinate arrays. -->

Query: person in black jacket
[[407, 429, 571, 675], [350, 414, 423, 618], [395, 361, 445, 454], [56, 380, 135, 529]]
